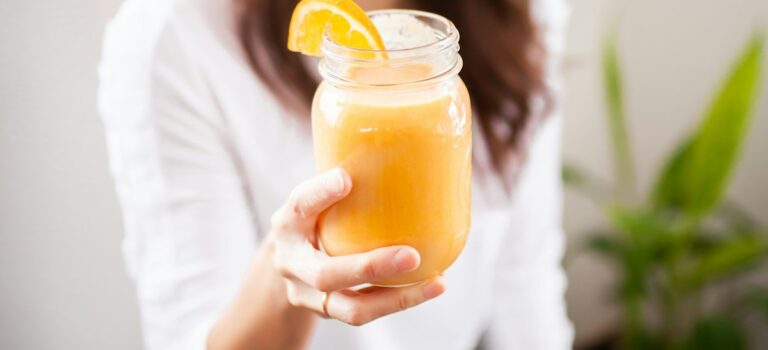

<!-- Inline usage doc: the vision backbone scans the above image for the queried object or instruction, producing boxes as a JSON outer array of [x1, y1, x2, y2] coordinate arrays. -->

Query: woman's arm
[[208, 168, 446, 350], [207, 236, 315, 350]]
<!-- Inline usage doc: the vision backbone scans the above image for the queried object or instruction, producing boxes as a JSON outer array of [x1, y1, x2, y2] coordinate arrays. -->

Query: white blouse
[[98, 0, 573, 349]]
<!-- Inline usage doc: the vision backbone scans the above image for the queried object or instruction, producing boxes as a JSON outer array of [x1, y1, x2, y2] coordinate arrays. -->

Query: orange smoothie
[[312, 64, 472, 286]]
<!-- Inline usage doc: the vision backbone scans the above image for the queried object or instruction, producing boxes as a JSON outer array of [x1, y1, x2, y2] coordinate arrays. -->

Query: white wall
[[0, 0, 141, 349], [0, 0, 765, 349]]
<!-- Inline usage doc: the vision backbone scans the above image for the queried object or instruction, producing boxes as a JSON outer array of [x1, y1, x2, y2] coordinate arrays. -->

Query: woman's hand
[[208, 168, 445, 350], [269, 168, 446, 326]]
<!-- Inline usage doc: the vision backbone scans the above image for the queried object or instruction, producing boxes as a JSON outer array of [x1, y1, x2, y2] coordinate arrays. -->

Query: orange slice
[[287, 0, 385, 57]]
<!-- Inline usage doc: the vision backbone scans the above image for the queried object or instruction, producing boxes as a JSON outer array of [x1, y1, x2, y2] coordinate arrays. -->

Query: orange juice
[[312, 63, 471, 286]]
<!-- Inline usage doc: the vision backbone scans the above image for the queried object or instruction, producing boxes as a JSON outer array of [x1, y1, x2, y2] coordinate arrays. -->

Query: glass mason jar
[[312, 10, 471, 286]]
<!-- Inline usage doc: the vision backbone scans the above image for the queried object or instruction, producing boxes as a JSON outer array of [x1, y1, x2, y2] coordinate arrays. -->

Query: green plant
[[564, 33, 768, 349]]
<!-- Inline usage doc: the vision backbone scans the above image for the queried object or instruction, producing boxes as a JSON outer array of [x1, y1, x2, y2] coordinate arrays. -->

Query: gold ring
[[321, 291, 331, 318]]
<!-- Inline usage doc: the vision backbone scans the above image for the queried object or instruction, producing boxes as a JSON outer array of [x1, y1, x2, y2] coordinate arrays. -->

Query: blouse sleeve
[[484, 116, 574, 349], [98, 5, 257, 349]]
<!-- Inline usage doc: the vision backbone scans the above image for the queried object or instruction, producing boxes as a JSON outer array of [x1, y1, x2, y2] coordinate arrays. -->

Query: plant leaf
[[604, 207, 663, 300], [680, 233, 768, 290], [685, 34, 765, 217], [652, 137, 693, 210], [606, 206, 684, 264], [743, 287, 768, 321], [562, 163, 588, 187], [685, 315, 747, 350], [586, 233, 624, 260], [626, 326, 659, 350], [651, 35, 764, 215], [606, 206, 673, 244], [602, 34, 636, 196]]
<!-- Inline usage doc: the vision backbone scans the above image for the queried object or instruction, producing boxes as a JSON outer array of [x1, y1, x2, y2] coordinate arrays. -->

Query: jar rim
[[320, 9, 459, 62]]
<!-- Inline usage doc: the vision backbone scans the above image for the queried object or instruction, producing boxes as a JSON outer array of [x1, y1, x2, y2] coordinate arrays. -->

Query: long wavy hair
[[237, 0, 548, 180]]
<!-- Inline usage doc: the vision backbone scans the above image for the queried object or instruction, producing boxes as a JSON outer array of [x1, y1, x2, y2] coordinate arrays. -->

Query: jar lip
[[319, 56, 463, 90], [320, 9, 459, 62]]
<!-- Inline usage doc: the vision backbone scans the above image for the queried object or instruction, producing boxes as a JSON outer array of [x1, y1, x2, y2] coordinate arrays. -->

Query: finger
[[328, 277, 446, 326], [272, 168, 351, 230], [275, 243, 420, 292]]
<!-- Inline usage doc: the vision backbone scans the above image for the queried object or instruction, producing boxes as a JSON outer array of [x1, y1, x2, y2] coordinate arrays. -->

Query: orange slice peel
[[287, 0, 386, 57]]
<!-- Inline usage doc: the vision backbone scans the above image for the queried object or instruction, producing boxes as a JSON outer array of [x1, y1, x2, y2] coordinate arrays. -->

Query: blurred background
[[0, 0, 766, 349]]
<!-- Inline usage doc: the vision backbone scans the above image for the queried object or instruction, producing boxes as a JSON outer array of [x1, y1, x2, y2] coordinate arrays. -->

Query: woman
[[98, 0, 572, 348]]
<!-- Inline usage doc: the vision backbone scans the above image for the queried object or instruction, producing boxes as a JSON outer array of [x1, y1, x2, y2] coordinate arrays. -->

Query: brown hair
[[238, 0, 548, 178]]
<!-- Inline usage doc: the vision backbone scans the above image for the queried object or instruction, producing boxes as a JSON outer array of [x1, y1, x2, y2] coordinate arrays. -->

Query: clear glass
[[312, 10, 471, 286]]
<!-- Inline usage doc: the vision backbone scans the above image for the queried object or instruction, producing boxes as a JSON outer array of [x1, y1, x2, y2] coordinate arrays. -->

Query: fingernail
[[423, 280, 445, 299], [392, 248, 419, 272], [333, 168, 351, 193], [330, 168, 347, 194]]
